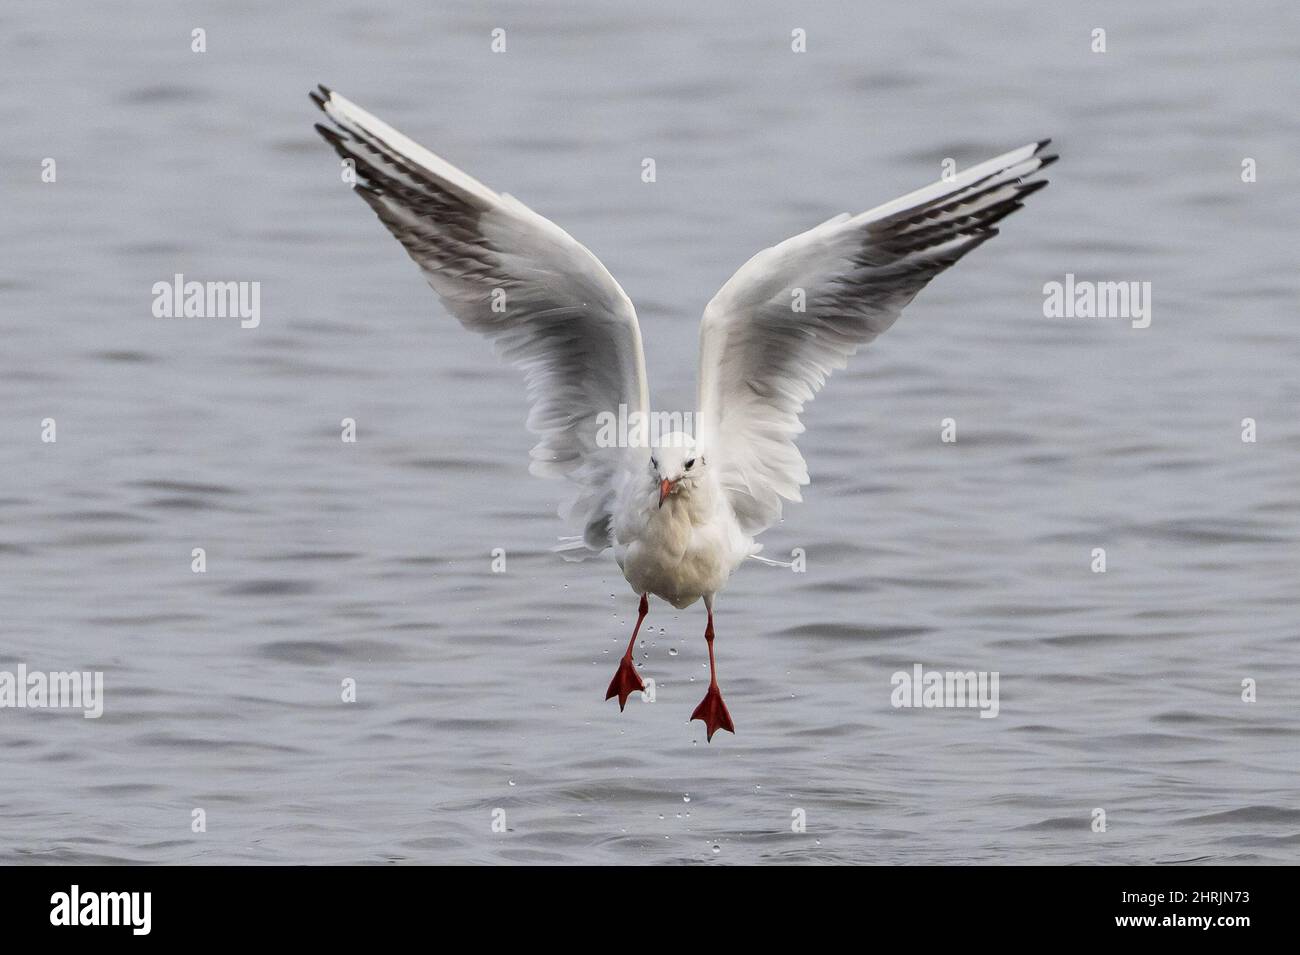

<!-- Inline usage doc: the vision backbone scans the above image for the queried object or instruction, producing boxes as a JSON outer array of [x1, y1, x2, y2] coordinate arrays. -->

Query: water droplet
[[711, 844, 721, 855], [508, 779, 515, 787], [668, 647, 678, 656], [682, 794, 690, 803]]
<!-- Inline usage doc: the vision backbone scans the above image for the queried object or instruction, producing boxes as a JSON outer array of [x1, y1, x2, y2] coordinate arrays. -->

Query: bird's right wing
[[312, 86, 649, 558], [697, 141, 1055, 536]]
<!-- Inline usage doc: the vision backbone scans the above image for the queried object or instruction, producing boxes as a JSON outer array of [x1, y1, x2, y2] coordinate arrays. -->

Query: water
[[2, 0, 1298, 864]]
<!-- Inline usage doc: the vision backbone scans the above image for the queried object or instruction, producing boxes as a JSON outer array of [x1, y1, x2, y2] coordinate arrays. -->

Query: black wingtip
[[1034, 137, 1053, 152], [313, 122, 343, 148], [1037, 153, 1060, 170], [309, 84, 333, 111], [1017, 178, 1051, 198]]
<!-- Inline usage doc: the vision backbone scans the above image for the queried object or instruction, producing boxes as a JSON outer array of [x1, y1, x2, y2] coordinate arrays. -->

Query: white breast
[[613, 477, 752, 609]]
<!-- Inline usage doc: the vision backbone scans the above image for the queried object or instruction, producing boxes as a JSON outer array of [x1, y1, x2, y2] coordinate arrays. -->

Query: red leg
[[690, 605, 735, 741], [605, 594, 648, 711]]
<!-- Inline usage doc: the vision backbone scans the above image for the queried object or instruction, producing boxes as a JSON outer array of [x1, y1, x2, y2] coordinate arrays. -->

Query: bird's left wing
[[697, 141, 1055, 536], [312, 86, 649, 558]]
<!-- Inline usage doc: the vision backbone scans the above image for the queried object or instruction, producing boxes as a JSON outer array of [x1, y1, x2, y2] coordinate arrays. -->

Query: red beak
[[659, 478, 674, 507]]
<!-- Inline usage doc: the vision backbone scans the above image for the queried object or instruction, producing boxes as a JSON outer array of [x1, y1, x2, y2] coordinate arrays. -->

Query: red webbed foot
[[605, 655, 646, 711], [690, 683, 735, 741]]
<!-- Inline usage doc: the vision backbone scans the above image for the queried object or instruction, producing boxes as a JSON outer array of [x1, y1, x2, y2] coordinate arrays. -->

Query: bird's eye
[[685, 458, 696, 469]]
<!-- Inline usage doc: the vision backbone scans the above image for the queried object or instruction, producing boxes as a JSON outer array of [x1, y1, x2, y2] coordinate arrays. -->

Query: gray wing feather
[[698, 141, 1055, 535], [313, 87, 649, 557]]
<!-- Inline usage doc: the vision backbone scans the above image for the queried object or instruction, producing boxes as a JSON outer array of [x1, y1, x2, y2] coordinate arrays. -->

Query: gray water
[[2, 0, 1298, 865]]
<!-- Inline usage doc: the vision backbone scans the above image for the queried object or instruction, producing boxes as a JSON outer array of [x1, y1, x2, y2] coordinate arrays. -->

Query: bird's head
[[649, 432, 706, 507]]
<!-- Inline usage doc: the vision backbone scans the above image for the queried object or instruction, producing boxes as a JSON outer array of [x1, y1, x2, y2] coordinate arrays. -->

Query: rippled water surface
[[2, 0, 1298, 864]]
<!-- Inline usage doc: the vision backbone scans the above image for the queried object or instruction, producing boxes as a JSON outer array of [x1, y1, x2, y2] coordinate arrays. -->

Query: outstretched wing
[[697, 141, 1055, 535], [312, 86, 649, 558]]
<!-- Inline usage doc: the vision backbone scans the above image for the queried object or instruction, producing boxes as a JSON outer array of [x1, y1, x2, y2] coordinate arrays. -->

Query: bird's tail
[[554, 535, 603, 562]]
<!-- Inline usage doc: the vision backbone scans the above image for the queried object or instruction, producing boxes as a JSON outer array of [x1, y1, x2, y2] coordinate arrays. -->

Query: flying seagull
[[311, 85, 1054, 741]]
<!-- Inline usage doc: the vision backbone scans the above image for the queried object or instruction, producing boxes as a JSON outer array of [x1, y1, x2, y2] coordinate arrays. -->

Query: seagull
[[311, 85, 1054, 741]]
